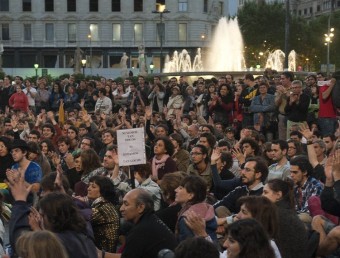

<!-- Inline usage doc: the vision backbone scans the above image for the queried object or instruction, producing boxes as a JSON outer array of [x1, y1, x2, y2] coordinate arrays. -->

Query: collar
[[249, 182, 264, 191]]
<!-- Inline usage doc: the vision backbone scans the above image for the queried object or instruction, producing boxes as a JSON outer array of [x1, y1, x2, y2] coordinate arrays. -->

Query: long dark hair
[[39, 193, 87, 233], [80, 149, 102, 175], [226, 219, 275, 258], [267, 178, 295, 210], [237, 196, 278, 239], [89, 175, 117, 205]]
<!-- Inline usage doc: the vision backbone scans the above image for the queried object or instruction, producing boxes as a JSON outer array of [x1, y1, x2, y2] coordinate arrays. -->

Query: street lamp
[[149, 62, 154, 74], [152, 4, 170, 73], [81, 59, 86, 75], [324, 27, 334, 77], [34, 64, 39, 81], [88, 34, 92, 69]]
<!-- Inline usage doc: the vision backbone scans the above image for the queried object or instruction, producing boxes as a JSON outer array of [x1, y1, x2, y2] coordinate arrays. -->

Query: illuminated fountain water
[[206, 17, 245, 71], [163, 17, 296, 73], [265, 49, 297, 72], [164, 17, 245, 72]]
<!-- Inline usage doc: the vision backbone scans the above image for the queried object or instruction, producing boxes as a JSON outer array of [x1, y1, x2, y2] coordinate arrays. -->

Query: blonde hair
[[16, 231, 68, 258]]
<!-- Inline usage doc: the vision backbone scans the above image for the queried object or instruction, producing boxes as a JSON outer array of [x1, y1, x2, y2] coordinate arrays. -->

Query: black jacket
[[213, 183, 264, 213], [321, 180, 340, 217]]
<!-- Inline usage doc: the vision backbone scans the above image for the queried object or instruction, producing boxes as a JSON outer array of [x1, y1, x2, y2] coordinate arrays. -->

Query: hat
[[225, 127, 235, 134], [172, 86, 180, 92], [11, 139, 30, 151]]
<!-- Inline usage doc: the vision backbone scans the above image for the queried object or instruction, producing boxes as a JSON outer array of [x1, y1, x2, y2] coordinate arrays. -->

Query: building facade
[[0, 0, 226, 71]]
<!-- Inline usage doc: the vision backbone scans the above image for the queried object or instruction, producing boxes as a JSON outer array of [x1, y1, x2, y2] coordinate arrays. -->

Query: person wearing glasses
[[213, 156, 268, 218], [187, 144, 213, 191]]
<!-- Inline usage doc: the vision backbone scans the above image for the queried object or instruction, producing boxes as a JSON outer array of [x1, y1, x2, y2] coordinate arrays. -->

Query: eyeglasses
[[190, 152, 203, 156], [243, 167, 255, 172]]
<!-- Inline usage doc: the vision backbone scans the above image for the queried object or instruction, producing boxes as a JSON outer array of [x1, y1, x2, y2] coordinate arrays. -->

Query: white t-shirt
[[23, 87, 37, 106]]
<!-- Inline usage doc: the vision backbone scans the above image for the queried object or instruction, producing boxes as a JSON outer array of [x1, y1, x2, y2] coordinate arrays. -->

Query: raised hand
[[47, 111, 55, 121], [211, 148, 221, 165], [299, 123, 313, 141], [184, 210, 207, 237], [28, 207, 43, 231], [332, 149, 340, 182], [145, 106, 152, 119]]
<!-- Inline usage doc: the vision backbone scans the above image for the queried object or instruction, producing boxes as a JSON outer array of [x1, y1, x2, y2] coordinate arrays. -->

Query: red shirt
[[318, 85, 336, 118], [8, 92, 29, 112]]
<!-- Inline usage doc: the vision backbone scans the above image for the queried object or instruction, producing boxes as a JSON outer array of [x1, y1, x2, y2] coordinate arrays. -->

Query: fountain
[[265, 49, 296, 72], [206, 17, 245, 71], [164, 17, 246, 73], [163, 17, 296, 73]]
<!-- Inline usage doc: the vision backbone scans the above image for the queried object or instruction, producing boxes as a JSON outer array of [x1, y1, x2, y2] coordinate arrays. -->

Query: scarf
[[91, 196, 105, 207], [152, 154, 169, 178]]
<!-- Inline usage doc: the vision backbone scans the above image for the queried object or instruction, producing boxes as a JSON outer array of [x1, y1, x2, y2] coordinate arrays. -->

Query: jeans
[[318, 117, 337, 136]]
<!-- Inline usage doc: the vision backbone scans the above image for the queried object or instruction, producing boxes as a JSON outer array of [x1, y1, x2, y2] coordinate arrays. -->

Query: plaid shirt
[[294, 176, 323, 213]]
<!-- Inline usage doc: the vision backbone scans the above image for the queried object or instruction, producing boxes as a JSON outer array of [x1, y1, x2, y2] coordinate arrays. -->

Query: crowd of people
[[0, 69, 340, 258]]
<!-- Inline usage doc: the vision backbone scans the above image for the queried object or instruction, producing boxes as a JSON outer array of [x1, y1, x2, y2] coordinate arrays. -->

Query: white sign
[[117, 128, 146, 166]]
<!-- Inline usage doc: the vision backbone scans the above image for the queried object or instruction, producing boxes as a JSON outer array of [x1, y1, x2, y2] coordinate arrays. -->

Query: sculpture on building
[[138, 44, 147, 76], [74, 47, 84, 73], [120, 52, 129, 78]]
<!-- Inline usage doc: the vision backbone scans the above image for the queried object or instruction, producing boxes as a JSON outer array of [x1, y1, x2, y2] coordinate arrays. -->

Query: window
[[45, 0, 54, 12], [317, 5, 321, 11], [338, 0, 340, 7], [67, 0, 76, 12], [178, 23, 187, 41], [298, 10, 301, 15], [0, 0, 9, 11], [45, 23, 54, 41], [89, 24, 99, 41], [134, 0, 143, 11], [89, 0, 98, 12], [68, 23, 76, 43], [23, 0, 32, 11], [219, 1, 223, 15], [203, 0, 208, 13], [134, 23, 143, 42], [179, 0, 187, 11], [112, 0, 121, 11], [310, 7, 313, 14], [112, 24, 121, 41], [0, 23, 9, 40], [24, 24, 32, 41], [304, 8, 307, 14]]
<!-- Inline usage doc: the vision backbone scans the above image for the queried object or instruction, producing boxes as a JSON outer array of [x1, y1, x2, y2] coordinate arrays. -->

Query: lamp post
[[324, 27, 334, 77], [152, 4, 170, 73], [34, 64, 39, 81], [149, 62, 154, 74], [88, 34, 92, 69], [0, 43, 3, 72], [81, 59, 86, 75]]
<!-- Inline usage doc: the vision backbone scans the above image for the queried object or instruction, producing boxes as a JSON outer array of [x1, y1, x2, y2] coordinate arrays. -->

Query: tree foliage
[[237, 1, 340, 71]]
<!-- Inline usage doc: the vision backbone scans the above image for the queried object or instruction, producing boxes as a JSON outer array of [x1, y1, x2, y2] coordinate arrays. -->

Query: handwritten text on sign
[[117, 128, 146, 166]]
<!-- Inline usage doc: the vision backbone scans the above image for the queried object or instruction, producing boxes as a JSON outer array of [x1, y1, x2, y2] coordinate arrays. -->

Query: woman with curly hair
[[87, 176, 120, 253], [151, 136, 177, 182]]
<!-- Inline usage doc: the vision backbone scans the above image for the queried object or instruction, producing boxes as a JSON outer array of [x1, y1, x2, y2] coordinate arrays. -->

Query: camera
[[158, 249, 174, 258]]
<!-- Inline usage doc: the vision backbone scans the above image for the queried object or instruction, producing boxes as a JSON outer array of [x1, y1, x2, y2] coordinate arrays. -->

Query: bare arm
[[322, 78, 336, 100]]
